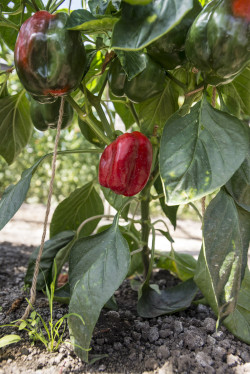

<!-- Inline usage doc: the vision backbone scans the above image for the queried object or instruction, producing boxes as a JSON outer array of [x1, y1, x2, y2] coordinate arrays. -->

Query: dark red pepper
[[99, 132, 153, 197]]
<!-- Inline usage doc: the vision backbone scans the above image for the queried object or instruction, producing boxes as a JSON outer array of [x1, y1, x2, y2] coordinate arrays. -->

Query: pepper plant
[[0, 0, 249, 362]]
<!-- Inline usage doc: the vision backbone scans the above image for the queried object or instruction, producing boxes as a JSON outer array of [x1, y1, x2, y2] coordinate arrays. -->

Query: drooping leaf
[[159, 96, 248, 205], [0, 335, 21, 348], [154, 176, 178, 228], [78, 113, 105, 148], [138, 79, 179, 137], [66, 9, 118, 33], [114, 51, 147, 81], [112, 0, 196, 50], [223, 268, 250, 344], [0, 155, 47, 230], [194, 190, 248, 322], [50, 182, 104, 239], [226, 148, 250, 212], [156, 249, 197, 281], [88, 0, 121, 15], [24, 231, 75, 290], [0, 92, 33, 164], [101, 186, 130, 219], [137, 279, 198, 318], [68, 215, 130, 361]]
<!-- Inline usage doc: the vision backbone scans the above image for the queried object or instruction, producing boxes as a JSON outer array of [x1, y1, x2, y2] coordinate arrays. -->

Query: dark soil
[[0, 242, 250, 374]]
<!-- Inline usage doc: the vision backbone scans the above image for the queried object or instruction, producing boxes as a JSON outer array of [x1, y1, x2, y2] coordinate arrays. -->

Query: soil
[[0, 241, 250, 374]]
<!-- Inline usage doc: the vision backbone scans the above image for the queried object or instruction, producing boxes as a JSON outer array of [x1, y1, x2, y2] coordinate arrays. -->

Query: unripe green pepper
[[30, 97, 73, 131], [185, 0, 250, 86], [108, 54, 166, 103], [14, 11, 87, 103], [147, 0, 202, 70]]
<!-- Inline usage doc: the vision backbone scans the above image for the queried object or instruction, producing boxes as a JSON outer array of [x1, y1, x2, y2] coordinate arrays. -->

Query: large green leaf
[[68, 215, 130, 361], [138, 79, 179, 137], [24, 231, 75, 290], [194, 190, 249, 322], [159, 96, 249, 205], [154, 176, 178, 229], [66, 9, 118, 33], [101, 186, 130, 219], [221, 66, 250, 120], [223, 268, 250, 344], [137, 279, 198, 318], [114, 51, 147, 81], [88, 0, 121, 15], [226, 148, 250, 212], [0, 155, 47, 230], [50, 182, 104, 239], [0, 91, 33, 164], [111, 0, 195, 50]]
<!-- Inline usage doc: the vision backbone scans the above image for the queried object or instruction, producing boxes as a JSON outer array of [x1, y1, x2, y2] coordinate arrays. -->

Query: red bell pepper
[[99, 132, 153, 197]]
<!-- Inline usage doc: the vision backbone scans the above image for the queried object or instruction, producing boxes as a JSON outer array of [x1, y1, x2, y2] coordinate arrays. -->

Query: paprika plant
[[0, 0, 249, 363]]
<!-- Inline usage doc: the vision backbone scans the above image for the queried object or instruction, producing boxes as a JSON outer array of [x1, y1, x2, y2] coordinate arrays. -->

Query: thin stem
[[102, 101, 115, 132], [98, 74, 108, 99], [66, 96, 111, 145], [165, 71, 187, 91], [144, 226, 156, 285], [45, 0, 53, 10], [140, 187, 151, 279], [76, 214, 114, 237], [189, 202, 203, 222], [50, 0, 66, 13], [151, 193, 165, 200], [185, 84, 204, 97], [68, 0, 72, 13], [152, 218, 170, 233], [0, 17, 19, 30], [31, 0, 40, 11], [127, 101, 140, 128]]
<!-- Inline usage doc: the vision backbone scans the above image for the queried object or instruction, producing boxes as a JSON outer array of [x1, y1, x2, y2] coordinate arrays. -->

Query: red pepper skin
[[14, 11, 86, 103], [99, 132, 153, 197]]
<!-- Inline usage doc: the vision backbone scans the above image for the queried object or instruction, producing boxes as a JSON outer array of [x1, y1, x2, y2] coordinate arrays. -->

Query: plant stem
[[50, 0, 66, 13], [165, 71, 187, 91], [66, 96, 111, 145], [127, 100, 140, 128], [31, 0, 40, 11], [45, 0, 53, 10], [140, 187, 151, 280]]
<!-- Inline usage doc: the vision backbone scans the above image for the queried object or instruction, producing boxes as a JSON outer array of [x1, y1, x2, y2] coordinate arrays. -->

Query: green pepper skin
[[30, 97, 73, 131], [108, 54, 166, 103], [14, 11, 86, 103], [147, 0, 202, 70], [185, 0, 250, 86]]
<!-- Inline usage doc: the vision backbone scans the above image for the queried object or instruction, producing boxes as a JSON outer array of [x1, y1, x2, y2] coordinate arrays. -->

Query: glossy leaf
[[50, 182, 104, 238], [68, 215, 130, 361], [88, 0, 121, 15], [0, 92, 33, 164], [157, 250, 197, 281], [115, 51, 147, 81], [109, 93, 135, 129], [223, 268, 250, 344], [112, 0, 195, 50], [66, 9, 118, 33], [138, 79, 179, 137], [226, 149, 250, 212], [0, 155, 47, 230], [194, 190, 248, 321], [154, 176, 178, 228], [159, 96, 249, 205], [137, 279, 198, 318], [101, 186, 130, 219], [24, 231, 75, 290]]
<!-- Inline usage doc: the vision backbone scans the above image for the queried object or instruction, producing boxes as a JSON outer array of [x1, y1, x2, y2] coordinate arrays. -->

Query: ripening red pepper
[[99, 132, 153, 197], [232, 0, 250, 20], [14, 11, 86, 103]]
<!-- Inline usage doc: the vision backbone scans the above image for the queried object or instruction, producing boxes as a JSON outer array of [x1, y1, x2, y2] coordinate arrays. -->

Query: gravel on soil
[[0, 242, 250, 374]]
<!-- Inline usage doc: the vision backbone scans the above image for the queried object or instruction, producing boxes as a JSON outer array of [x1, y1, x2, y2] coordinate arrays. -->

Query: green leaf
[[114, 51, 147, 81], [123, 0, 153, 4], [54, 282, 70, 304], [137, 279, 198, 318], [0, 335, 21, 348], [0, 155, 47, 230], [78, 114, 105, 148], [138, 79, 179, 137], [0, 92, 33, 164], [159, 96, 249, 205], [194, 190, 248, 322], [226, 148, 250, 212], [112, 0, 195, 50], [156, 250, 197, 281], [154, 176, 178, 228], [221, 66, 250, 120], [223, 268, 250, 344], [50, 182, 104, 238], [68, 215, 130, 361], [66, 10, 118, 33], [24, 231, 75, 290], [88, 0, 121, 15], [101, 186, 130, 219], [109, 92, 135, 129]]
